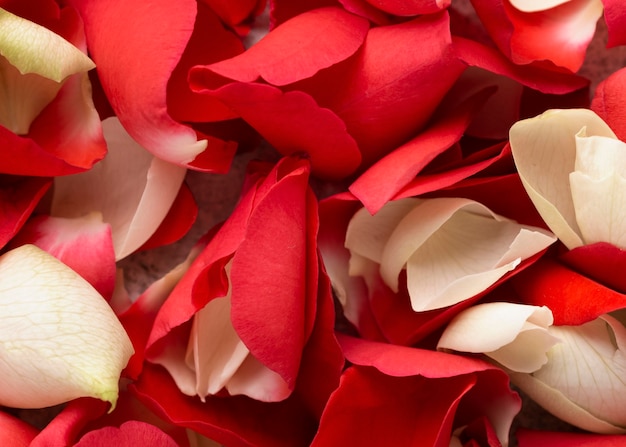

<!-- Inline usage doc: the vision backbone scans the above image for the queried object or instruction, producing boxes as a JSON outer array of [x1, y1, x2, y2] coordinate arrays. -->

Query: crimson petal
[[603, 0, 626, 47], [591, 67, 626, 141]]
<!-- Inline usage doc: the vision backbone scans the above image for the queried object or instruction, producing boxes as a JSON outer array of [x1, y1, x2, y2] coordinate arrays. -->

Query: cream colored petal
[[574, 132, 626, 178], [509, 109, 617, 250], [512, 315, 626, 432], [381, 198, 555, 311], [438, 303, 558, 374], [225, 354, 291, 402], [345, 199, 417, 264], [509, 0, 575, 12], [0, 244, 133, 410], [51, 117, 187, 260], [0, 8, 94, 81], [186, 295, 250, 400]]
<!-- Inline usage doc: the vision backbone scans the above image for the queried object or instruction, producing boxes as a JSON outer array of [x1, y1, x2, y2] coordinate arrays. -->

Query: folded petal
[[0, 244, 133, 409], [51, 117, 187, 260], [74, 421, 178, 447], [510, 314, 626, 433], [71, 0, 213, 167], [517, 429, 626, 446], [362, 0, 450, 15], [438, 302, 560, 373], [509, 109, 617, 249], [199, 7, 369, 86]]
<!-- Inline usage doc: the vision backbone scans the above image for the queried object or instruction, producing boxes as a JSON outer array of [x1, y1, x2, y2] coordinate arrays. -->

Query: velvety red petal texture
[[453, 36, 589, 94], [0, 176, 51, 249], [70, 0, 235, 171], [74, 421, 178, 447], [269, 0, 342, 28], [328, 11, 465, 167], [191, 83, 361, 179], [200, 0, 265, 31], [311, 365, 476, 447], [511, 258, 626, 325], [349, 87, 492, 214], [201, 7, 369, 86], [8, 214, 116, 300], [517, 429, 626, 446], [603, 0, 626, 47], [0, 411, 39, 446], [591, 67, 626, 141], [560, 243, 626, 294]]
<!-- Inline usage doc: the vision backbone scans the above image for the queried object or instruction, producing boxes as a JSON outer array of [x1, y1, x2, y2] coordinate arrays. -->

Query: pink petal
[[453, 36, 590, 94], [0, 176, 50, 249], [71, 0, 234, 170], [511, 259, 626, 325], [191, 82, 361, 179], [74, 421, 178, 447], [591, 67, 626, 141], [8, 214, 116, 300], [603, 0, 626, 47], [200, 7, 369, 86], [349, 87, 490, 214]]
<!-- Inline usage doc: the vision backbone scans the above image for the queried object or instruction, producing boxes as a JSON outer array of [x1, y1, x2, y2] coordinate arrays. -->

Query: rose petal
[[0, 245, 133, 409], [592, 67, 626, 141], [509, 0, 573, 12], [71, 0, 217, 167], [517, 429, 626, 446], [362, 0, 450, 15], [0, 411, 38, 446], [510, 108, 617, 249], [510, 315, 626, 433], [437, 302, 560, 373], [603, 0, 626, 47], [198, 7, 369, 86], [51, 117, 187, 260], [74, 421, 178, 447]]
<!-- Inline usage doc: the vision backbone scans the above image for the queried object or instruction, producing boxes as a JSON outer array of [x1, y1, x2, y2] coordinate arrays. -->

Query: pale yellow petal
[[510, 109, 617, 249], [0, 245, 133, 410], [51, 117, 187, 260], [509, 0, 576, 12]]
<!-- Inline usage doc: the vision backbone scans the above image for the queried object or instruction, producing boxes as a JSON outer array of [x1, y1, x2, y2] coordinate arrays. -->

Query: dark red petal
[[0, 176, 51, 249], [560, 243, 626, 294], [363, 0, 450, 15], [200, 7, 369, 86], [200, 0, 265, 30]]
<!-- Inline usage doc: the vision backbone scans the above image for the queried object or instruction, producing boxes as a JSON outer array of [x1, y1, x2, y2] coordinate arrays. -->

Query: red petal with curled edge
[[194, 82, 361, 179], [9, 214, 116, 300], [328, 11, 465, 167], [70, 0, 234, 171], [0, 176, 50, 249], [560, 242, 626, 294], [196, 7, 369, 86], [199, 0, 265, 30], [74, 421, 178, 447], [349, 87, 491, 214], [269, 0, 340, 27], [591, 67, 626, 141], [603, 0, 626, 47], [311, 365, 476, 447], [453, 36, 589, 94], [517, 429, 626, 447], [503, 0, 601, 72], [511, 258, 626, 325]]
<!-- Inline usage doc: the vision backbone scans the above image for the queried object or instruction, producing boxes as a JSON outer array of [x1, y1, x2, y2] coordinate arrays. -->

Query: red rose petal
[[75, 421, 178, 447], [200, 7, 369, 86], [0, 411, 38, 446], [453, 36, 590, 94], [603, 0, 626, 47], [200, 0, 265, 30], [560, 243, 626, 294], [511, 258, 626, 325], [591, 67, 626, 141], [193, 82, 361, 179], [363, 0, 450, 15]]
